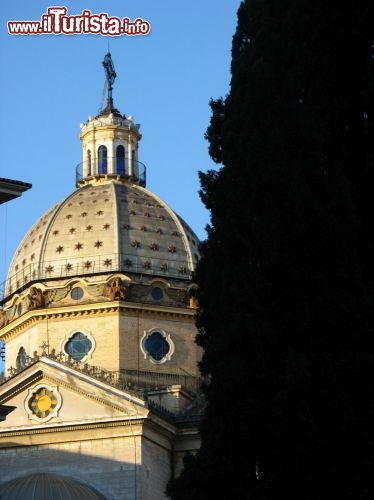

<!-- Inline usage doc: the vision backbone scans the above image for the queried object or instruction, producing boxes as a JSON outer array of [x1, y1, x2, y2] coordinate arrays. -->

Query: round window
[[144, 331, 170, 362], [151, 286, 164, 301], [71, 287, 84, 300], [29, 387, 58, 419], [64, 332, 92, 361]]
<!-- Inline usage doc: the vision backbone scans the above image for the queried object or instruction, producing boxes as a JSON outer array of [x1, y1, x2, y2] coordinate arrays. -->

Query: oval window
[[151, 286, 164, 301], [71, 287, 84, 300]]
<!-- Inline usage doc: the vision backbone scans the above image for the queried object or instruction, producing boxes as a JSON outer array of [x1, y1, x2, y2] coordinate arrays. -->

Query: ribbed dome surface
[[0, 473, 105, 499], [6, 179, 200, 296]]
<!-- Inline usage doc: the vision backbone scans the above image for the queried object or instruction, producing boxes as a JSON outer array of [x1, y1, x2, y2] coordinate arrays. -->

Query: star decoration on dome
[[94, 240, 103, 248], [65, 263, 73, 271], [53, 230, 59, 236], [103, 224, 110, 230], [86, 225, 93, 231], [84, 261, 92, 269], [56, 246, 64, 253], [75, 243, 83, 251], [156, 227, 163, 234], [150, 243, 159, 251], [69, 228, 76, 234], [132, 240, 141, 248], [103, 259, 112, 267], [45, 265, 54, 273], [168, 244, 177, 253], [96, 210, 103, 216], [143, 260, 151, 269]]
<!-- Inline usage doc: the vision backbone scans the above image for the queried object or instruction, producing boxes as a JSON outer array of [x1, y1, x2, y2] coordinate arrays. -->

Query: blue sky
[[0, 1, 242, 286]]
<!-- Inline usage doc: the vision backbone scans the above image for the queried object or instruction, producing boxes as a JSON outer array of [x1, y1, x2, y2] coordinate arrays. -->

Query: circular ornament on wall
[[25, 384, 62, 422]]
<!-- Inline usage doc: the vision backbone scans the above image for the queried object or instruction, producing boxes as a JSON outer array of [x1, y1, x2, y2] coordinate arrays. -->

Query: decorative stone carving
[[187, 284, 199, 309], [106, 278, 127, 301], [27, 287, 46, 310], [0, 308, 8, 328]]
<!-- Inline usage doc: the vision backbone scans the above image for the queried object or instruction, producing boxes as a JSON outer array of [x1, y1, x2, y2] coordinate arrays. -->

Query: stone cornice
[[0, 417, 147, 442], [0, 301, 195, 342], [0, 370, 43, 403]]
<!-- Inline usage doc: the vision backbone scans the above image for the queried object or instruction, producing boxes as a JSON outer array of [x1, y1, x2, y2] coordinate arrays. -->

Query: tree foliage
[[169, 1, 374, 498]]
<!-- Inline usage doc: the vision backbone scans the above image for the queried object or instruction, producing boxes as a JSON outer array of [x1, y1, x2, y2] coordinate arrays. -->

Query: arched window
[[98, 145, 107, 174], [116, 145, 125, 175], [87, 149, 91, 176]]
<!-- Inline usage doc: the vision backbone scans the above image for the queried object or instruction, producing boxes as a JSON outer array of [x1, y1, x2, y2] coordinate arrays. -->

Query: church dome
[[3, 52, 200, 299], [5, 178, 200, 297], [0, 473, 105, 499]]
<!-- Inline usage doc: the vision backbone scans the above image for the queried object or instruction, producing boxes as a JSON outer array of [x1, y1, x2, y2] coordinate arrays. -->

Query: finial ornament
[[102, 52, 116, 96], [101, 52, 117, 113]]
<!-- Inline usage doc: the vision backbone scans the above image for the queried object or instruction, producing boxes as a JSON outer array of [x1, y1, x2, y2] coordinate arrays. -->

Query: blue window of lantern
[[65, 332, 92, 361], [131, 149, 136, 175], [116, 145, 125, 175], [87, 149, 92, 176], [144, 331, 170, 362], [98, 145, 107, 174]]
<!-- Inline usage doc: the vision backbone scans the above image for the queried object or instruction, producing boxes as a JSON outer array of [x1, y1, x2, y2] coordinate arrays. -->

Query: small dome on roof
[[0, 473, 105, 499]]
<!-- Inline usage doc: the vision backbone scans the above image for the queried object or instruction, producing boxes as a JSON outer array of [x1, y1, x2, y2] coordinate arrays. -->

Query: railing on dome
[[0, 253, 194, 301], [75, 157, 146, 186]]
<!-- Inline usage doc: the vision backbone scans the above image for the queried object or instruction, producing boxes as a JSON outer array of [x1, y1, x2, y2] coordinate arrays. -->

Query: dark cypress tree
[[169, 1, 374, 499]]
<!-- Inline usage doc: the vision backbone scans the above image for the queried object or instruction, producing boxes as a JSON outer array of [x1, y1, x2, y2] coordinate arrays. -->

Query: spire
[[99, 52, 122, 118]]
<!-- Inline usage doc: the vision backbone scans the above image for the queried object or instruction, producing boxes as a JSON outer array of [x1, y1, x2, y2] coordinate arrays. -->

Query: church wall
[[0, 433, 145, 500], [119, 310, 202, 376], [5, 323, 42, 372], [4, 310, 122, 374], [141, 437, 172, 500], [4, 305, 202, 379]]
